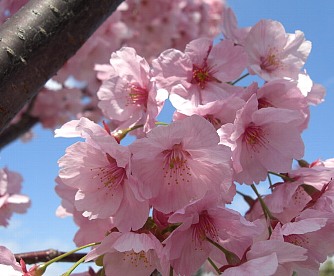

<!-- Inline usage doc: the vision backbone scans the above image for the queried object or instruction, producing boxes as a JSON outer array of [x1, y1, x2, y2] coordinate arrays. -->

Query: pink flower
[[32, 87, 83, 129], [244, 19, 311, 81], [55, 177, 115, 246], [0, 246, 37, 276], [56, 117, 149, 231], [172, 94, 245, 130], [97, 47, 168, 134], [163, 193, 261, 276], [219, 94, 304, 184], [221, 7, 251, 45], [152, 37, 247, 105], [223, 240, 308, 276], [86, 232, 164, 276], [271, 209, 334, 273], [0, 168, 30, 227], [130, 115, 233, 213]]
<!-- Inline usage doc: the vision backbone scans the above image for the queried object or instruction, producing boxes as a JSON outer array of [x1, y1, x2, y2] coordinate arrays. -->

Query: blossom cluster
[[1, 0, 226, 132], [49, 7, 334, 276], [1, 2, 333, 276]]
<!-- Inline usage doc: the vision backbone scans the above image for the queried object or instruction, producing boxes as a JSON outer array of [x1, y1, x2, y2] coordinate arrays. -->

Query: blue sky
[[1, 1, 334, 275]]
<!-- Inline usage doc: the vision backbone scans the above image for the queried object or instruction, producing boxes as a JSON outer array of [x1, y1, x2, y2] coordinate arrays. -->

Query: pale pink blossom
[[32, 88, 83, 129], [224, 239, 308, 276], [54, 177, 115, 246], [97, 47, 168, 134], [271, 209, 334, 273], [218, 94, 304, 184], [121, 0, 225, 61], [86, 232, 164, 276], [0, 246, 38, 276], [163, 193, 261, 276], [0, 168, 30, 227], [297, 72, 326, 106], [130, 115, 233, 213], [56, 117, 149, 231], [221, 7, 251, 45], [244, 19, 311, 81], [152, 37, 247, 105], [172, 94, 245, 130]]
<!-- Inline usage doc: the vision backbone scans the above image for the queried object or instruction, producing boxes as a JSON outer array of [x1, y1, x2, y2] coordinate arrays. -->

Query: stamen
[[258, 97, 274, 109], [191, 64, 221, 89], [260, 50, 281, 72], [122, 250, 153, 269], [243, 123, 268, 152], [284, 234, 310, 247], [204, 114, 222, 130], [192, 210, 218, 245], [162, 143, 192, 186], [90, 153, 126, 195], [127, 84, 149, 109]]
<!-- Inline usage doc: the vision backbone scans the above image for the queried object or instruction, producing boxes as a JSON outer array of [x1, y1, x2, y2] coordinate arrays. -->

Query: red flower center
[[127, 84, 149, 109], [192, 210, 218, 244], [243, 123, 268, 152], [191, 64, 221, 89]]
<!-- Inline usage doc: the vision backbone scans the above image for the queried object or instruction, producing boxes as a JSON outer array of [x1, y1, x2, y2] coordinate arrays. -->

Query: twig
[[14, 249, 89, 264]]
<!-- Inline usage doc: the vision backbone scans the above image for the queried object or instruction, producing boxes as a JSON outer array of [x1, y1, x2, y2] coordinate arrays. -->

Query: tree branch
[[0, 0, 124, 135], [15, 249, 88, 264]]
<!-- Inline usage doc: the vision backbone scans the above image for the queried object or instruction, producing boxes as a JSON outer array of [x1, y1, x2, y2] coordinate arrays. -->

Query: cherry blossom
[[130, 115, 233, 213], [97, 47, 168, 134], [0, 246, 38, 276], [163, 193, 261, 276], [219, 94, 304, 184], [86, 232, 164, 276], [152, 37, 247, 105], [244, 19, 311, 81], [57, 117, 149, 231], [0, 168, 30, 227]]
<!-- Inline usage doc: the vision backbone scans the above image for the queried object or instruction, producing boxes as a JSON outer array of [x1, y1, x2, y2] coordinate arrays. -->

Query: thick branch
[[0, 0, 124, 134], [0, 113, 38, 150]]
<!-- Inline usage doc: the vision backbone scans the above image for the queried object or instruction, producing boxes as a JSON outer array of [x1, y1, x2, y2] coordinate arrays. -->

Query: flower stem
[[37, 242, 100, 274], [267, 173, 274, 191], [231, 73, 249, 85], [61, 255, 86, 276], [206, 237, 240, 265], [208, 257, 221, 275], [169, 266, 174, 276], [268, 171, 293, 182]]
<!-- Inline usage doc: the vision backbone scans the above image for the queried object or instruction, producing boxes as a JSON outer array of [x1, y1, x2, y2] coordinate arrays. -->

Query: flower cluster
[[50, 7, 334, 276], [1, 0, 226, 134], [1, 2, 333, 276]]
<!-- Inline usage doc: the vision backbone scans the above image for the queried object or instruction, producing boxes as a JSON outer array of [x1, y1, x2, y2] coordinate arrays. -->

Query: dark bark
[[0, 0, 124, 135]]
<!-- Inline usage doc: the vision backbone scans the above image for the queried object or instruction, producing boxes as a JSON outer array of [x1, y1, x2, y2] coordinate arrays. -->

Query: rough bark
[[0, 0, 124, 134]]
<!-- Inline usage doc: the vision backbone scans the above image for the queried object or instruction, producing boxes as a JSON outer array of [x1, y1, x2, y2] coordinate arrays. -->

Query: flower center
[[204, 114, 222, 130], [192, 210, 218, 244], [162, 143, 192, 185], [260, 50, 281, 73], [284, 234, 310, 248], [122, 250, 153, 269], [191, 64, 221, 89], [92, 153, 126, 193], [258, 97, 274, 109], [243, 123, 268, 152], [127, 84, 149, 109]]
